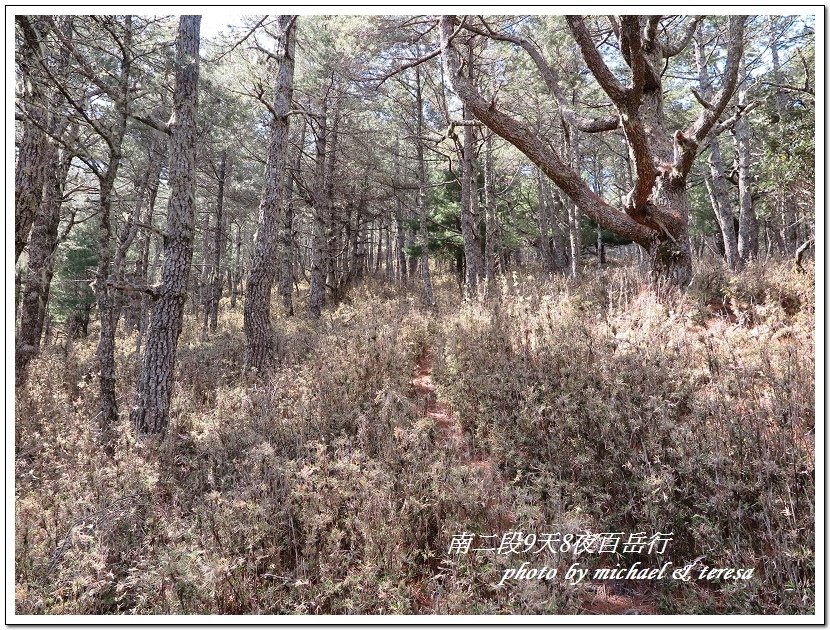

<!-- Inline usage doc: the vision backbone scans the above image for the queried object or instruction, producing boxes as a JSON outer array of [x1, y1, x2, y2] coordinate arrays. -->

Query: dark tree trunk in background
[[484, 132, 500, 283], [131, 15, 201, 435], [209, 149, 228, 331], [92, 17, 133, 441], [413, 64, 436, 308], [734, 58, 758, 263], [280, 125, 304, 316], [244, 15, 296, 369], [230, 223, 242, 308], [308, 103, 328, 319], [694, 35, 740, 270], [769, 17, 799, 254]]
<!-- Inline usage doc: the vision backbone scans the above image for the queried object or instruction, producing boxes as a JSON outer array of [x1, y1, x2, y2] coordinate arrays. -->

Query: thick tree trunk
[[16, 140, 72, 384], [244, 15, 296, 369], [131, 15, 201, 435], [15, 16, 50, 264]]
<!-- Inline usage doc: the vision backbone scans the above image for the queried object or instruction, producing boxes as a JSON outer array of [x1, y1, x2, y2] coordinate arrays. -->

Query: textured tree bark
[[244, 15, 296, 369], [131, 15, 201, 435], [734, 58, 758, 263], [16, 138, 72, 384], [15, 17, 74, 382], [15, 16, 50, 264], [209, 149, 227, 331]]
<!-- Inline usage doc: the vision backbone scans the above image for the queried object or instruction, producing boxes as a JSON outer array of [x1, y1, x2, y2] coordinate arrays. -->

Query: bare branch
[[462, 17, 620, 133], [566, 16, 627, 106], [664, 16, 704, 57]]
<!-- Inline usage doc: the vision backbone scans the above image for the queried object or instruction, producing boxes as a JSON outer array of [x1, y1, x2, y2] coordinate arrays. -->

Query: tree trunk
[[413, 65, 435, 308], [734, 58, 758, 263], [16, 137, 72, 384], [131, 15, 201, 435], [769, 19, 798, 254], [484, 132, 500, 283], [694, 36, 740, 270], [94, 17, 133, 441], [244, 15, 296, 369], [308, 103, 328, 319], [230, 223, 241, 308], [209, 149, 227, 331], [280, 125, 303, 317], [15, 16, 50, 264], [461, 104, 484, 294]]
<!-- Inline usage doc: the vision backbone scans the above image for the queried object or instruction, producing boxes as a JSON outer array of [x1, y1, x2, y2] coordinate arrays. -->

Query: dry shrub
[[15, 264, 814, 614], [434, 263, 814, 614]]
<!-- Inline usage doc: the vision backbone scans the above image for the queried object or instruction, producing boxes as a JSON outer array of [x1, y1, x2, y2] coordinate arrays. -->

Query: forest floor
[[14, 261, 815, 616]]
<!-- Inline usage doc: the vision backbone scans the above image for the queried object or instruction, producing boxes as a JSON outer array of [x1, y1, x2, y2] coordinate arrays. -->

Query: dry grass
[[15, 261, 815, 614]]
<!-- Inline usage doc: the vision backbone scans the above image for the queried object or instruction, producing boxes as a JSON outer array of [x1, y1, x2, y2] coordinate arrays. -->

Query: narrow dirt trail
[[410, 343, 658, 616], [410, 345, 511, 530]]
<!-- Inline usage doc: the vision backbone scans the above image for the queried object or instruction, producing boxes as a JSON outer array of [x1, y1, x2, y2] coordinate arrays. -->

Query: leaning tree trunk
[[244, 15, 296, 369], [131, 15, 201, 435], [439, 15, 745, 288]]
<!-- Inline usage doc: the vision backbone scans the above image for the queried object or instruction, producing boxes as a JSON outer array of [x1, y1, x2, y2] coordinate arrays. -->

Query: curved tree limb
[[439, 15, 656, 247]]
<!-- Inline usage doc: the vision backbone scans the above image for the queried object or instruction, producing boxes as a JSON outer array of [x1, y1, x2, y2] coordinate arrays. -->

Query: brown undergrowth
[[15, 261, 815, 615]]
